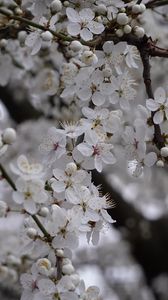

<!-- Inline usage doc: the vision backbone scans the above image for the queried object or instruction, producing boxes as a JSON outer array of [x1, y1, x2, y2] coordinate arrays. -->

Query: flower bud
[[161, 147, 168, 157], [117, 13, 129, 25], [41, 31, 53, 42], [62, 264, 74, 275], [3, 128, 16, 144], [56, 249, 64, 257], [38, 207, 49, 217], [81, 51, 98, 65], [134, 26, 145, 38], [0, 39, 8, 48], [18, 31, 27, 44], [65, 162, 77, 175], [36, 258, 52, 275], [116, 29, 124, 37], [96, 4, 107, 15], [139, 3, 146, 13], [70, 40, 83, 52], [156, 160, 164, 167], [132, 4, 141, 14], [27, 227, 37, 239], [15, 7, 23, 15], [123, 24, 132, 34], [50, 0, 62, 13]]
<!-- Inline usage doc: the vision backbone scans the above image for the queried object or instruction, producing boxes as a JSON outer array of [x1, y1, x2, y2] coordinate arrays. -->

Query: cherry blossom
[[39, 127, 66, 165], [77, 130, 116, 172], [146, 87, 168, 124], [66, 8, 104, 41], [13, 178, 48, 214]]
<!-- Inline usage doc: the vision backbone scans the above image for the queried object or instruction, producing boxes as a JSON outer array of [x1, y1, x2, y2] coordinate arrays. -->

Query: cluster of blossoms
[[0, 0, 168, 299]]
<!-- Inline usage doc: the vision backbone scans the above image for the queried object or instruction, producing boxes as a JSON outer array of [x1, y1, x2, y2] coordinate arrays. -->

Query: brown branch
[[137, 38, 165, 149], [146, 0, 168, 8]]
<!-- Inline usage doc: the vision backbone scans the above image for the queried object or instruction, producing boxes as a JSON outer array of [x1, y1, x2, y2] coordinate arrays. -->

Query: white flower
[[13, 178, 48, 214], [76, 69, 114, 106], [79, 281, 100, 300], [146, 87, 168, 124], [66, 7, 104, 41], [47, 205, 79, 249], [39, 127, 66, 164], [77, 130, 116, 172], [36, 276, 78, 300], [58, 121, 85, 139], [124, 45, 139, 69], [109, 71, 137, 109], [20, 268, 39, 300], [102, 41, 127, 74], [96, 0, 125, 20], [51, 164, 87, 201], [128, 152, 157, 177], [67, 186, 100, 223], [10, 155, 43, 180]]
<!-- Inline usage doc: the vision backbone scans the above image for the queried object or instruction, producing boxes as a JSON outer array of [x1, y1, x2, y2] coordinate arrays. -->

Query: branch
[[137, 38, 165, 149], [146, 0, 168, 8]]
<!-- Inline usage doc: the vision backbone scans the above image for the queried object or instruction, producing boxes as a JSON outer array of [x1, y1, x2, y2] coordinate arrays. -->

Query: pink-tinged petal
[[154, 87, 166, 103], [94, 155, 102, 172], [24, 199, 37, 215], [51, 180, 66, 193], [79, 8, 94, 21], [80, 28, 93, 41], [87, 21, 104, 34], [77, 143, 93, 156], [153, 110, 164, 124], [67, 22, 81, 36], [144, 152, 157, 167], [146, 99, 159, 111], [66, 8, 80, 22]]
